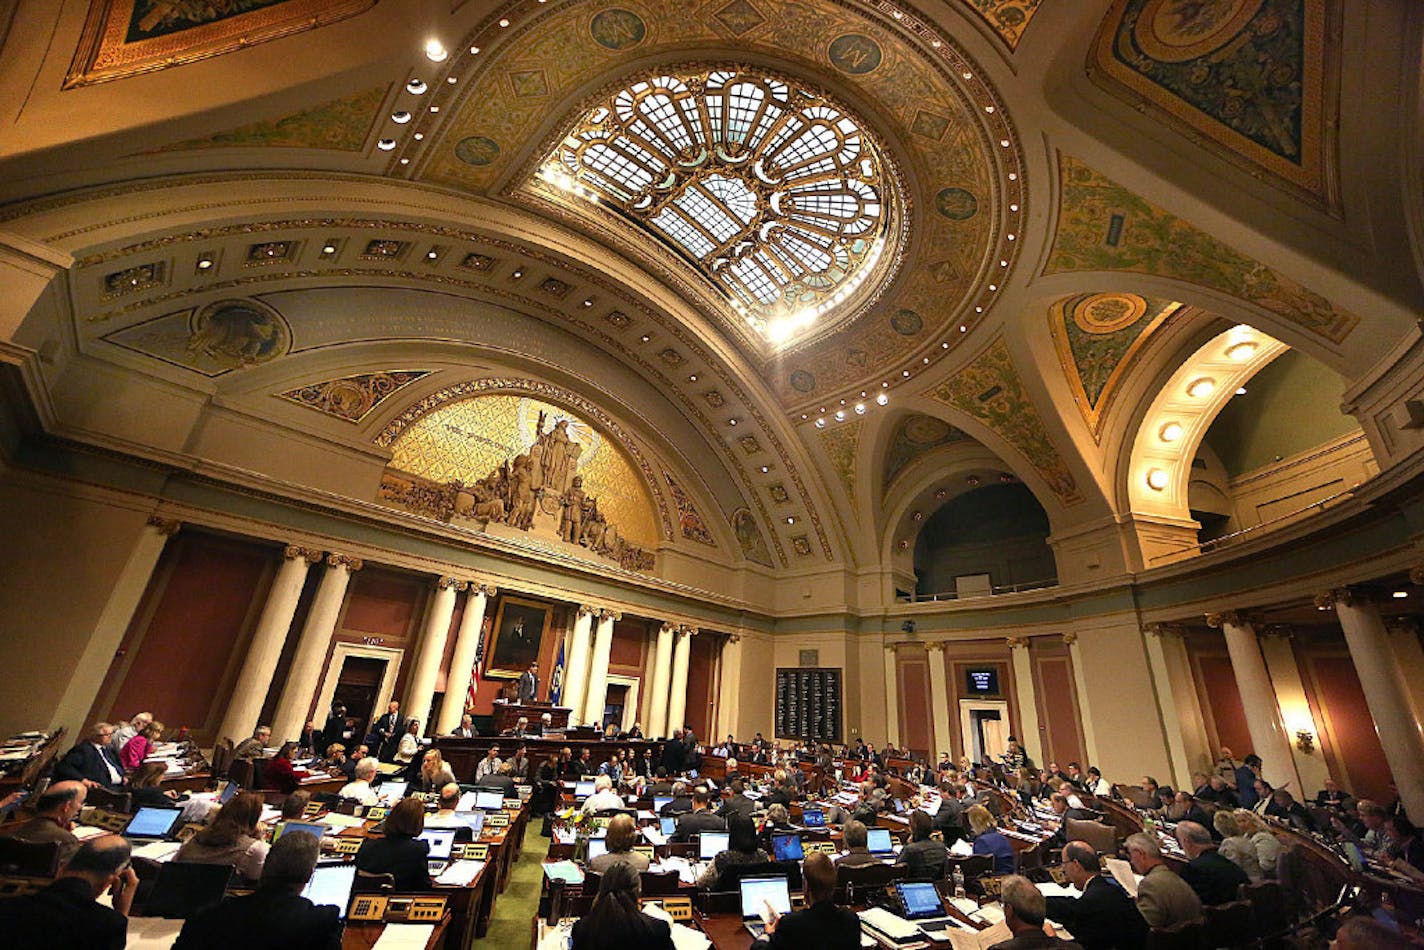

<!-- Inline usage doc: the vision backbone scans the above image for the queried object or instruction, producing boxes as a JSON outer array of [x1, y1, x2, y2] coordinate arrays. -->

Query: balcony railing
[[897, 577, 1059, 603], [1147, 486, 1356, 565]]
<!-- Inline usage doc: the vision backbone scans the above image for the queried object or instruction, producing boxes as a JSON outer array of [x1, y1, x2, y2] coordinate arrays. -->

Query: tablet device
[[659, 816, 677, 836], [896, 881, 946, 920], [217, 781, 239, 804], [740, 876, 791, 926], [124, 807, 182, 840], [699, 831, 730, 859], [302, 863, 357, 920], [418, 828, 457, 860], [771, 833, 804, 861], [866, 828, 894, 854]]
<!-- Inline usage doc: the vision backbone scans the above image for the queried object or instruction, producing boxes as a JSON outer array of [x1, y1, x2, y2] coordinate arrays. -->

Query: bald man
[[0, 780, 87, 864], [0, 834, 137, 949]]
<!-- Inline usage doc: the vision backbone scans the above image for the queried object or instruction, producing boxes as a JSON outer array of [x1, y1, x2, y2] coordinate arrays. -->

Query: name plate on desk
[[82, 808, 130, 832], [654, 896, 693, 922], [485, 813, 509, 829], [302, 802, 324, 818], [331, 837, 362, 855], [364, 806, 390, 821], [349, 894, 448, 923], [804, 841, 838, 855], [456, 842, 489, 861], [633, 846, 655, 861], [503, 798, 521, 810]]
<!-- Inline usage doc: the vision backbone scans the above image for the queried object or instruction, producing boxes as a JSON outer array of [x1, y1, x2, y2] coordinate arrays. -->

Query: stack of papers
[[435, 860, 485, 886], [131, 841, 182, 862], [1104, 858, 1143, 897], [542, 860, 585, 884], [371, 923, 434, 949], [1035, 882, 1079, 899], [643, 903, 712, 950]]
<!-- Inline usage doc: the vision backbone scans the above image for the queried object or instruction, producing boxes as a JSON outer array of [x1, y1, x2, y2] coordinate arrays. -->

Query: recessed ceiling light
[[761, 466, 770, 473], [498, 17, 510, 26], [835, 410, 846, 421], [1146, 469, 1169, 491], [582, 298, 593, 307], [640, 334, 650, 342], [511, 269, 523, 278], [1394, 590, 1409, 599], [426, 250, 439, 260], [469, 46, 481, 54], [377, 138, 397, 151], [786, 517, 795, 525], [196, 257, 213, 270], [447, 77, 457, 84], [1226, 341, 1258, 361], [321, 244, 336, 255], [876, 393, 888, 406], [429, 106, 439, 113], [392, 111, 412, 124], [688, 374, 698, 382], [1187, 378, 1215, 398], [815, 418, 826, 428], [854, 403, 866, 414], [406, 79, 427, 95], [1159, 422, 1183, 443], [728, 418, 738, 426], [424, 39, 448, 62], [413, 133, 424, 141]]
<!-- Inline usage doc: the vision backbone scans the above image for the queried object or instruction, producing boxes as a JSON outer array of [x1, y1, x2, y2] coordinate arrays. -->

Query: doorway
[[959, 699, 1009, 766], [332, 656, 386, 746]]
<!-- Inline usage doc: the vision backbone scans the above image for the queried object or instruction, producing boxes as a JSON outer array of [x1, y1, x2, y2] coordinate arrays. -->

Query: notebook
[[739, 876, 792, 938], [654, 796, 673, 813], [699, 831, 730, 859], [574, 780, 596, 798], [587, 838, 608, 861]]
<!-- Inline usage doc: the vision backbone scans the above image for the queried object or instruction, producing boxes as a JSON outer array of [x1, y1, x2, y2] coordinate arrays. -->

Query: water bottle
[[952, 865, 965, 899]]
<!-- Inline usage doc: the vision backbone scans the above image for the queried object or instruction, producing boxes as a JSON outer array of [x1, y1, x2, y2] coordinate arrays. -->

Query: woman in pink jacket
[[120, 720, 164, 771]]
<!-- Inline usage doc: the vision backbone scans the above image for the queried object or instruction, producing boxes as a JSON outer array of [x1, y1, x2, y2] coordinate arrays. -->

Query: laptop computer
[[739, 876, 792, 938], [587, 837, 608, 861], [216, 781, 239, 805], [866, 828, 894, 855], [654, 796, 673, 813], [273, 820, 326, 842], [771, 833, 804, 862], [896, 881, 957, 932], [377, 780, 408, 802], [659, 816, 677, 837], [801, 808, 825, 828], [699, 831, 730, 859], [574, 780, 596, 799], [123, 807, 182, 841], [418, 828, 458, 871], [143, 861, 232, 919], [475, 790, 504, 811], [302, 863, 358, 920], [455, 810, 486, 835]]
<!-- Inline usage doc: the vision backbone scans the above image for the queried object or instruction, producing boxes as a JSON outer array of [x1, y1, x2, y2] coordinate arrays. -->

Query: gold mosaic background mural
[[386, 393, 658, 546]]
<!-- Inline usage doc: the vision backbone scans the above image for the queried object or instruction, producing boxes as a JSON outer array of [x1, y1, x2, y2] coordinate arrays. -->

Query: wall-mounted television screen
[[965, 667, 1000, 695]]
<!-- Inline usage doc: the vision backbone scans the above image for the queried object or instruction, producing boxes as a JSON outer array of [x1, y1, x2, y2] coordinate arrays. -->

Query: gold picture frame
[[485, 595, 551, 679], [66, 0, 378, 89]]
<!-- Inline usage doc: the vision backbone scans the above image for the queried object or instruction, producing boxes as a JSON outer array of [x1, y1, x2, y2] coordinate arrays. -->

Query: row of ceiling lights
[[1144, 336, 1260, 491]]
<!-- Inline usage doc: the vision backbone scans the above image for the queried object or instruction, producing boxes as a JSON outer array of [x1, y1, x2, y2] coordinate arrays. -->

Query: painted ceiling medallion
[[540, 66, 905, 347], [277, 370, 431, 423]]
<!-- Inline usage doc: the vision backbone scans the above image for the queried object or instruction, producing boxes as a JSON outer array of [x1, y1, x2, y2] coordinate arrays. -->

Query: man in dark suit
[[517, 662, 539, 704], [1043, 842, 1148, 950], [53, 723, 126, 789], [0, 834, 137, 949], [717, 778, 755, 821], [1175, 821, 1249, 906], [934, 782, 968, 842], [674, 787, 727, 842], [174, 827, 342, 949], [754, 852, 858, 948], [660, 781, 693, 817], [1046, 793, 1098, 849], [661, 729, 685, 774], [990, 875, 1083, 949], [372, 701, 404, 762]]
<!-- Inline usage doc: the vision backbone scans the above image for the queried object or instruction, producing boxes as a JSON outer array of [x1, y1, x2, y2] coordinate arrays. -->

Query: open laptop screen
[[801, 808, 825, 828], [302, 864, 357, 920], [124, 807, 181, 839], [699, 831, 730, 859], [418, 829, 457, 860], [866, 828, 894, 854], [654, 796, 673, 813], [739, 876, 791, 920], [574, 780, 596, 798], [896, 881, 945, 920], [586, 837, 608, 861], [771, 834, 804, 861], [475, 790, 505, 810]]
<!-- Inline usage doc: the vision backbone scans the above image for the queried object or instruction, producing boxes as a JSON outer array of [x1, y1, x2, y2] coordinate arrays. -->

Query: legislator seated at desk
[[355, 798, 432, 891], [835, 820, 882, 868], [173, 792, 269, 882], [53, 723, 126, 789], [896, 810, 949, 880], [754, 852, 858, 949], [0, 834, 138, 950], [588, 814, 651, 874], [989, 875, 1083, 950], [175, 828, 343, 950], [698, 814, 770, 889], [233, 726, 272, 762], [1125, 833, 1201, 929], [0, 780, 86, 865], [571, 862, 675, 950], [674, 787, 725, 841], [262, 741, 301, 795], [339, 757, 381, 805], [128, 761, 184, 809], [969, 804, 1015, 876], [1174, 821, 1250, 906], [1043, 843, 1148, 950]]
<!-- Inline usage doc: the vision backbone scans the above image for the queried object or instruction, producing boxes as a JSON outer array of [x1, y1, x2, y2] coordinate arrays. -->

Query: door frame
[[959, 699, 1010, 764], [314, 643, 403, 737], [606, 674, 640, 731]]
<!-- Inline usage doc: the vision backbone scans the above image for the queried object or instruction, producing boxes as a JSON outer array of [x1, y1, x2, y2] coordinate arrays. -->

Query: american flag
[[465, 621, 488, 711], [550, 640, 566, 705]]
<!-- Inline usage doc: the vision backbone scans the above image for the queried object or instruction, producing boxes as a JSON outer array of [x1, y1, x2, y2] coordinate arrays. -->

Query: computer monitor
[[123, 807, 181, 840], [273, 821, 326, 842], [771, 833, 804, 862], [418, 829, 457, 860], [699, 831, 730, 859], [896, 881, 946, 920], [866, 828, 894, 854], [377, 781, 408, 801], [143, 861, 232, 919], [586, 838, 608, 861], [475, 790, 504, 811], [659, 816, 676, 836], [456, 810, 486, 835], [654, 796, 673, 813], [302, 863, 358, 920], [739, 876, 791, 921], [893, 798, 907, 814], [800, 808, 825, 828], [217, 781, 239, 804], [574, 780, 596, 798]]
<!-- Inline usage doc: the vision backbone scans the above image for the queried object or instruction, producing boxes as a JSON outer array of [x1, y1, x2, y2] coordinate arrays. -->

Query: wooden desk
[[436, 737, 663, 782], [493, 703, 571, 733]]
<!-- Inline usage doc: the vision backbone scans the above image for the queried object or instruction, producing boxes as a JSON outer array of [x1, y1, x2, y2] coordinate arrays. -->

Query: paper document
[[131, 841, 182, 862], [370, 922, 435, 949], [1104, 857, 1141, 897], [949, 838, 973, 856], [542, 860, 585, 884], [943, 920, 1012, 950], [1035, 882, 1079, 899], [319, 813, 366, 829], [124, 916, 185, 949], [435, 859, 485, 886]]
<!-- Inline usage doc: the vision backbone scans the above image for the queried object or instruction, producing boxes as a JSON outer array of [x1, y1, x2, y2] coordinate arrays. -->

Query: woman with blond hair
[[119, 720, 164, 772], [413, 748, 456, 792], [968, 804, 1014, 875], [1214, 810, 1263, 881], [1234, 808, 1281, 878]]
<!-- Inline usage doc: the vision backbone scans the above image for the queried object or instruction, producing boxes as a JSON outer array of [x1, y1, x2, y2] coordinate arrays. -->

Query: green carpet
[[472, 827, 551, 947]]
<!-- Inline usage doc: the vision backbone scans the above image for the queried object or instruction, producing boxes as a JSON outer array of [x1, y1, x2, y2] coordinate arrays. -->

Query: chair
[[1203, 900, 1253, 948], [1120, 785, 1156, 809], [1064, 817, 1117, 855], [1239, 880, 1289, 940], [640, 869, 681, 896], [946, 854, 994, 884], [85, 786, 132, 813], [210, 739, 234, 780], [0, 838, 62, 878], [836, 862, 907, 905], [353, 871, 395, 893], [227, 758, 254, 789], [1146, 918, 1206, 950]]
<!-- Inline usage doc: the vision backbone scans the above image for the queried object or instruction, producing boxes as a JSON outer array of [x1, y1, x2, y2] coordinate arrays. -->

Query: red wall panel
[[341, 570, 424, 640], [683, 633, 717, 738], [106, 533, 273, 740], [1196, 654, 1252, 757], [898, 657, 932, 757], [609, 619, 648, 673], [1034, 656, 1085, 768], [1303, 651, 1394, 801]]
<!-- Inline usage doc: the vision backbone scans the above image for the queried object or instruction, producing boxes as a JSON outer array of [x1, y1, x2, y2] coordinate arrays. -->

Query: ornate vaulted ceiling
[[0, 0, 1419, 595]]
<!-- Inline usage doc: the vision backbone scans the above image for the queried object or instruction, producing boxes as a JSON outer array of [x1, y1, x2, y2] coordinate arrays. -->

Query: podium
[[492, 701, 571, 734]]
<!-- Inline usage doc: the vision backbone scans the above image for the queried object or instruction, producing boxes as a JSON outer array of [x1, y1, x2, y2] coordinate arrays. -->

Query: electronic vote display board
[[774, 668, 842, 743]]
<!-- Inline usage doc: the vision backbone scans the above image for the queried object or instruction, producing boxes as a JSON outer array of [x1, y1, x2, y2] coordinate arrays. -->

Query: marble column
[[1386, 618, 1424, 723], [403, 577, 464, 734], [666, 626, 696, 737], [272, 554, 361, 742], [883, 643, 900, 748], [1142, 624, 1196, 789], [561, 605, 597, 725], [926, 642, 953, 763], [715, 635, 743, 740], [57, 517, 182, 740], [647, 623, 676, 738], [1007, 637, 1043, 768], [217, 544, 322, 743], [582, 609, 620, 727], [1319, 589, 1424, 822], [1207, 611, 1299, 790], [436, 582, 495, 734], [1257, 626, 1329, 796]]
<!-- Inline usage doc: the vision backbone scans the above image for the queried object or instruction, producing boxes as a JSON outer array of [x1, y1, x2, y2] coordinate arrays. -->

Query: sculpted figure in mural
[[559, 475, 586, 543], [508, 455, 536, 529], [472, 480, 506, 521], [537, 417, 582, 496], [581, 504, 606, 550]]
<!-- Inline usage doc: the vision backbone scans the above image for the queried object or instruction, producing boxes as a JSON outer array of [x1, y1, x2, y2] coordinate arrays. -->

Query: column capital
[[1061, 632, 1078, 646], [598, 608, 622, 622], [437, 576, 467, 591], [1005, 636, 1029, 650], [470, 582, 498, 597], [283, 545, 324, 563], [660, 621, 677, 634], [1205, 610, 1251, 629], [578, 604, 599, 618], [146, 515, 181, 536], [678, 624, 699, 637], [1144, 622, 1186, 639], [1313, 588, 1375, 610], [1260, 623, 1294, 640], [925, 641, 946, 652], [727, 634, 742, 644], [327, 553, 363, 572]]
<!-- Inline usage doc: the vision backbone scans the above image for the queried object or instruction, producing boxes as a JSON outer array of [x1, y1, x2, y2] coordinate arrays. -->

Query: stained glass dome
[[541, 67, 903, 345]]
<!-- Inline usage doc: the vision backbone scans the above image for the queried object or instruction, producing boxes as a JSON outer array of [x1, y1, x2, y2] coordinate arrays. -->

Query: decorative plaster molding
[[437, 576, 467, 591], [328, 553, 363, 572], [282, 544, 323, 563], [1061, 632, 1077, 646], [145, 515, 181, 536]]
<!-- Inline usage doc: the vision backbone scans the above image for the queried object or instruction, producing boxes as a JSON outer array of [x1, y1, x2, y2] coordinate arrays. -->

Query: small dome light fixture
[[815, 417, 827, 428], [424, 39, 448, 62], [1226, 340, 1258, 361], [392, 111, 412, 124], [377, 138, 397, 151], [1187, 378, 1215, 398], [1146, 468, 1169, 491], [834, 409, 846, 421], [1159, 422, 1184, 443], [875, 392, 888, 406], [854, 403, 866, 414], [406, 79, 427, 95]]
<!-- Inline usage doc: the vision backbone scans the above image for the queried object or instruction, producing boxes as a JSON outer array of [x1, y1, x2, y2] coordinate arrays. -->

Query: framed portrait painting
[[486, 595, 550, 678]]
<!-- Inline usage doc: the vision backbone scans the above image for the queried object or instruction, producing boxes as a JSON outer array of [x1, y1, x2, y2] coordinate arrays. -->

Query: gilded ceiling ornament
[[276, 370, 431, 423], [960, 0, 1044, 50], [149, 85, 389, 153], [663, 472, 717, 546], [817, 417, 861, 510], [104, 297, 290, 376], [883, 413, 967, 489]]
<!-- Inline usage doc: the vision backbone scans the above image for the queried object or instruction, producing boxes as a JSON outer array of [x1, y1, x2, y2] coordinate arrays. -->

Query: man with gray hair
[[174, 829, 342, 948], [0, 833, 138, 948], [338, 756, 380, 805], [1175, 820, 1249, 906], [110, 712, 154, 757], [1042, 842, 1147, 950], [988, 874, 1082, 948], [1126, 832, 1201, 928]]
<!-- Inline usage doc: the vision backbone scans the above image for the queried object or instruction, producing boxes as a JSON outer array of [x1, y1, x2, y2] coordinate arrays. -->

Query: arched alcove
[[911, 481, 1056, 598]]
